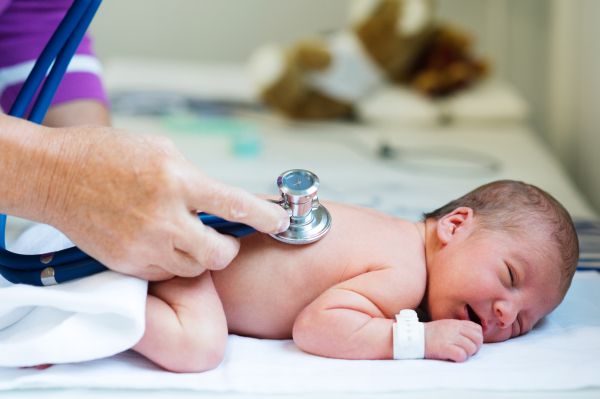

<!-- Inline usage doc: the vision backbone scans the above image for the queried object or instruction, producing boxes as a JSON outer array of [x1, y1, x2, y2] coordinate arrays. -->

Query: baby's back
[[211, 201, 426, 339]]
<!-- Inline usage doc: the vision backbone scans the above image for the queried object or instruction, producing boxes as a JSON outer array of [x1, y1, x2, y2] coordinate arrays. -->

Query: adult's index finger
[[189, 173, 290, 234]]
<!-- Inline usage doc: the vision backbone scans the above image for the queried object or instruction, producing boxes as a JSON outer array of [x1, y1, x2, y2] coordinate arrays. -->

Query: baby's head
[[421, 180, 578, 342]]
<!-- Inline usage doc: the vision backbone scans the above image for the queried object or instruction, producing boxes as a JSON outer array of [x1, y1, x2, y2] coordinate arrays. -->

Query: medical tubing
[[0, 257, 107, 286], [197, 213, 258, 236], [0, 214, 6, 249], [207, 223, 257, 237], [197, 213, 227, 225], [0, 213, 253, 271], [53, 257, 108, 284], [0, 213, 257, 285], [7, 0, 92, 119], [0, 245, 88, 270], [0, 263, 46, 285], [28, 0, 103, 124]]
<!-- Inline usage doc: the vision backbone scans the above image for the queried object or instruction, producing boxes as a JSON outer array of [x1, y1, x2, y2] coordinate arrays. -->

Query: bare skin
[[42, 99, 111, 128]]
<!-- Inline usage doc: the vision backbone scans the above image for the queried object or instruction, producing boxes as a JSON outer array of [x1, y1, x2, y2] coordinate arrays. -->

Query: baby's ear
[[436, 207, 474, 244]]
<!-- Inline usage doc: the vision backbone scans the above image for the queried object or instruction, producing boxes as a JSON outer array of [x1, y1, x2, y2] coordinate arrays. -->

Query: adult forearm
[[42, 99, 111, 128], [0, 114, 66, 224]]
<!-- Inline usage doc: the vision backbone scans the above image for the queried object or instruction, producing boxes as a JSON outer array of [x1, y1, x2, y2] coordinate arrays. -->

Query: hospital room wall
[[89, 0, 494, 62], [88, 0, 550, 136], [88, 0, 549, 131], [89, 0, 600, 213], [549, 0, 600, 213]]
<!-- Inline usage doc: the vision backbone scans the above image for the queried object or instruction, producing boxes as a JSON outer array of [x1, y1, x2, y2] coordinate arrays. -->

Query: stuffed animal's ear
[[295, 39, 332, 71], [349, 0, 435, 37], [397, 0, 436, 37]]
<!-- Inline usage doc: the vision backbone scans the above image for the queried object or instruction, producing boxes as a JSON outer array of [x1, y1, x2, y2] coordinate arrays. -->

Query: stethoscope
[[0, 169, 331, 286], [0, 0, 332, 286]]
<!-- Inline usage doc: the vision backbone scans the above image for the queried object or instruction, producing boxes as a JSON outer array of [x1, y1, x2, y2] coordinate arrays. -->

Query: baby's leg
[[133, 271, 227, 373]]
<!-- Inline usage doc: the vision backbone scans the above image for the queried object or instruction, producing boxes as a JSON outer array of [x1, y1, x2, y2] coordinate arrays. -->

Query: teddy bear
[[247, 0, 487, 120]]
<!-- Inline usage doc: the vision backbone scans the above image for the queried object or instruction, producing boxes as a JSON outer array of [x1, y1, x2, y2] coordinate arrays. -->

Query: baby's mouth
[[466, 304, 482, 327]]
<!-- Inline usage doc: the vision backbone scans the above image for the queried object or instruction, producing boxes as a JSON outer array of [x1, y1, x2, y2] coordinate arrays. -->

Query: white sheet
[[0, 271, 598, 393], [0, 224, 147, 367]]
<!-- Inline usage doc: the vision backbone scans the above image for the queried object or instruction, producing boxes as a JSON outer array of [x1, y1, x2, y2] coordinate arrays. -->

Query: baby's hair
[[422, 180, 579, 294]]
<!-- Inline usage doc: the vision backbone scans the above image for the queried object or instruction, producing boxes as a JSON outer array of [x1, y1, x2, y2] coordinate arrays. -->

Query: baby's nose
[[493, 301, 517, 328]]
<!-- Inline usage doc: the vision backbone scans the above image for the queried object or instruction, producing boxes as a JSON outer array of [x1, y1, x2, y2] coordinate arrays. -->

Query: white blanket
[[0, 271, 598, 393], [0, 224, 147, 367]]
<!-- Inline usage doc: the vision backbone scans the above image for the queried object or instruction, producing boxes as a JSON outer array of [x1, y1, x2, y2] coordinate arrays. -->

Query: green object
[[163, 115, 262, 157]]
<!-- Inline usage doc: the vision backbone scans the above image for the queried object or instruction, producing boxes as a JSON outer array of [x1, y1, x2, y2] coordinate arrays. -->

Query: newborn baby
[[132, 180, 579, 373]]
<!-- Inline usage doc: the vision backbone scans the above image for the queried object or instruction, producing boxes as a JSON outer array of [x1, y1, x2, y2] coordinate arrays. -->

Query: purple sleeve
[[0, 0, 109, 114]]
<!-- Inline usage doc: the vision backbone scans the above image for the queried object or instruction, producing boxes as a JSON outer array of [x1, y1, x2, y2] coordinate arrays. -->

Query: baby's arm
[[132, 272, 228, 373], [293, 268, 482, 362]]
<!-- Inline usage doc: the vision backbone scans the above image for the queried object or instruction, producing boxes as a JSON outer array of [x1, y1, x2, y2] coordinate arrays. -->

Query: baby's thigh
[[146, 272, 228, 372], [150, 271, 227, 335]]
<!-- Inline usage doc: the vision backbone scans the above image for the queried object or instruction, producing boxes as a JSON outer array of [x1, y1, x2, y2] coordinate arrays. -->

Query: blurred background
[[87, 0, 600, 215]]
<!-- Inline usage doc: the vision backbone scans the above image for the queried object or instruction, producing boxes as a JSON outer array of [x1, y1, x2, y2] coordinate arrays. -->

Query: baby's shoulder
[[371, 215, 426, 268], [325, 201, 426, 270], [348, 216, 427, 312], [330, 202, 425, 257], [320, 203, 426, 310]]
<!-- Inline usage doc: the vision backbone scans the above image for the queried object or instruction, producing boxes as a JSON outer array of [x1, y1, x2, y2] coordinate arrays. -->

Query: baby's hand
[[424, 320, 483, 362]]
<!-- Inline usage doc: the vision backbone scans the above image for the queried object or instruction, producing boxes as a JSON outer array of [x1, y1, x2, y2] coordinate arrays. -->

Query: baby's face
[[425, 229, 563, 343]]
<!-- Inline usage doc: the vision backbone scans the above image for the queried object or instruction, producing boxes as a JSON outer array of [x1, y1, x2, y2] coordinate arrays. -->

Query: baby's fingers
[[444, 344, 469, 363], [460, 324, 484, 354], [444, 336, 479, 363], [455, 335, 479, 358]]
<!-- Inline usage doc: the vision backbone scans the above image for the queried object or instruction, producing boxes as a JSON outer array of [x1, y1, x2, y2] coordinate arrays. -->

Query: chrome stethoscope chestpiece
[[269, 169, 332, 244]]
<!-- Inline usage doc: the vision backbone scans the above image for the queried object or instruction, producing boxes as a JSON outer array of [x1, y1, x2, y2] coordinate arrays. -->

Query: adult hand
[[33, 123, 289, 281], [424, 319, 483, 362]]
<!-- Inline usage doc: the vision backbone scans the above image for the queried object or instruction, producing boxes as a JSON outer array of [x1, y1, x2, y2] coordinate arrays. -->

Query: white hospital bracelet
[[393, 309, 425, 359]]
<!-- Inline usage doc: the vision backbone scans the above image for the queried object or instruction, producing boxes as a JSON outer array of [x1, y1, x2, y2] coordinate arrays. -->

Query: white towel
[[0, 271, 598, 393], [0, 223, 147, 367]]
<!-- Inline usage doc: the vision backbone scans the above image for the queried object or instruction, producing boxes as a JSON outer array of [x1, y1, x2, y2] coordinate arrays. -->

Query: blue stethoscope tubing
[[0, 0, 256, 286], [0, 213, 256, 286], [8, 0, 102, 124]]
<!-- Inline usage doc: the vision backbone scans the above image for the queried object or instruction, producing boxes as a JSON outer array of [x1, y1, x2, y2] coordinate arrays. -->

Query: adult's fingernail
[[277, 216, 290, 233]]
